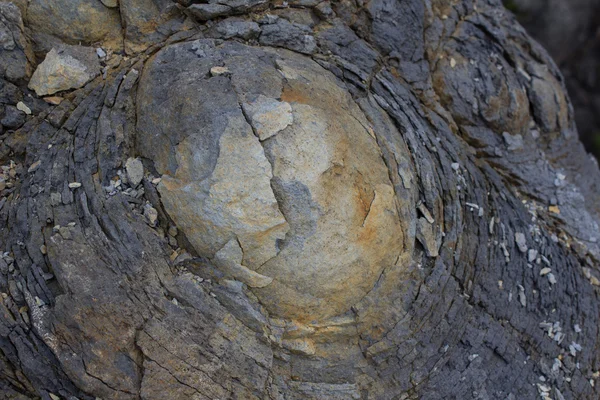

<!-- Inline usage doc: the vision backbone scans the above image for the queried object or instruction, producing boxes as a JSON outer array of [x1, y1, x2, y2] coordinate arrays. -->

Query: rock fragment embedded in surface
[[125, 157, 144, 187], [210, 18, 261, 40], [503, 131, 524, 151], [242, 95, 293, 140], [28, 45, 101, 96], [16, 101, 31, 114], [515, 232, 528, 253], [143, 204, 158, 227]]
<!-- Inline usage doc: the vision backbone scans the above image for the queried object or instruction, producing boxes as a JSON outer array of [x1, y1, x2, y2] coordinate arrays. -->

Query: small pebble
[[16, 101, 31, 115], [68, 182, 82, 189], [143, 203, 158, 227], [515, 232, 527, 253]]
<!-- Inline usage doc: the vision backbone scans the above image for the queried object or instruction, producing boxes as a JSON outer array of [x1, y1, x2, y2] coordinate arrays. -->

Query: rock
[[0, 80, 22, 104], [515, 232, 528, 253], [209, 18, 261, 40], [210, 66, 230, 76], [125, 157, 144, 187], [503, 131, 524, 151], [416, 217, 440, 257], [528, 249, 538, 263], [68, 182, 81, 189], [26, 0, 123, 53], [259, 19, 317, 54], [137, 41, 406, 321], [96, 48, 107, 58], [0, 3, 33, 83], [27, 160, 41, 173], [28, 45, 101, 96], [188, 3, 232, 21], [100, 0, 119, 8], [1, 105, 25, 128], [143, 204, 158, 227], [242, 95, 293, 140], [43, 96, 63, 105], [16, 101, 31, 115], [188, 0, 266, 21], [214, 239, 274, 288]]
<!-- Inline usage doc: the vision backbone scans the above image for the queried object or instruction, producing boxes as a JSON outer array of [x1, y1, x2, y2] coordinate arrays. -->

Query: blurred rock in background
[[505, 0, 600, 158]]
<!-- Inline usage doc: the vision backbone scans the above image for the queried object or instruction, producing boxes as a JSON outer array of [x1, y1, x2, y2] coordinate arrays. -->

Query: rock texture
[[0, 2, 33, 84], [26, 0, 124, 53], [507, 0, 600, 157], [28, 45, 100, 96], [138, 42, 405, 320], [0, 0, 600, 400]]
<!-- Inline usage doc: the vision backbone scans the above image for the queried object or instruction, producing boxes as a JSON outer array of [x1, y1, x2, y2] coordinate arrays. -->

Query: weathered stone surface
[[100, 0, 119, 8], [119, 0, 193, 54], [208, 17, 261, 40], [0, 3, 33, 83], [138, 41, 406, 321], [28, 45, 100, 96], [3, 1, 600, 400], [26, 0, 123, 52], [242, 95, 293, 140], [259, 18, 317, 54], [125, 157, 144, 187], [188, 0, 267, 21]]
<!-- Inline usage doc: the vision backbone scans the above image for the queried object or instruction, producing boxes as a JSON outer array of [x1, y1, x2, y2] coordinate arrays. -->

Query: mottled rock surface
[[0, 0, 600, 400], [0, 2, 33, 84], [138, 41, 405, 320], [26, 0, 123, 53], [28, 45, 100, 96]]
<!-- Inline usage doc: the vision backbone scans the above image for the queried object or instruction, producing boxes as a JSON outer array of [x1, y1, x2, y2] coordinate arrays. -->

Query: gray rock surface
[[26, 0, 123, 52], [0, 3, 33, 83], [1, 1, 600, 400]]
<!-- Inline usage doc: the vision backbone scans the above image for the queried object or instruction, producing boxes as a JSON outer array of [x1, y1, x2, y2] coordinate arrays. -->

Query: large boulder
[[137, 40, 407, 321]]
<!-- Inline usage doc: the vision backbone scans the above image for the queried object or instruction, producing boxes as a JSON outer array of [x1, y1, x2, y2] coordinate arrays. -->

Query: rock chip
[[125, 157, 144, 187], [143, 204, 158, 227], [188, 0, 266, 21], [515, 232, 528, 253], [16, 101, 31, 115], [28, 45, 100, 96]]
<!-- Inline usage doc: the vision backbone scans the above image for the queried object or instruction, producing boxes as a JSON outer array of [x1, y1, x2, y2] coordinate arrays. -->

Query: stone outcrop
[[138, 41, 406, 320], [0, 0, 600, 399]]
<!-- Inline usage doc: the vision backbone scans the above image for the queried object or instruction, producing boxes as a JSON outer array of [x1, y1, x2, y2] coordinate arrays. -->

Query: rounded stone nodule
[[137, 40, 409, 321]]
